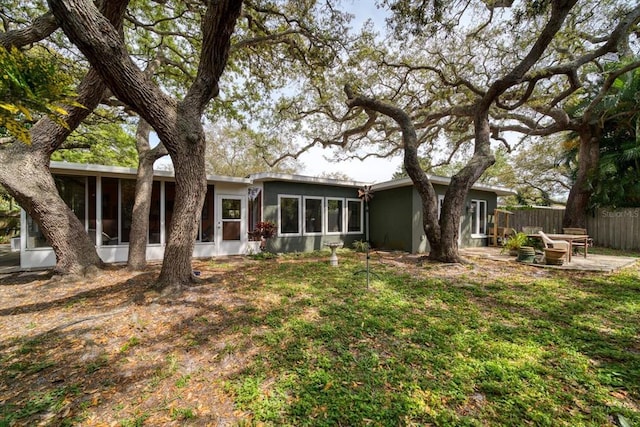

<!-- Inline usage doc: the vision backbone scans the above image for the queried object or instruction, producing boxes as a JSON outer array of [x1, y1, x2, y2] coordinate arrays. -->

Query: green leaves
[[0, 46, 80, 144]]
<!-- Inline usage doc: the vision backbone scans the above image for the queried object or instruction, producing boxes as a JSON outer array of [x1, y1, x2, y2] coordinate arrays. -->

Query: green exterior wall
[[368, 186, 414, 252], [371, 185, 499, 253], [262, 181, 365, 253]]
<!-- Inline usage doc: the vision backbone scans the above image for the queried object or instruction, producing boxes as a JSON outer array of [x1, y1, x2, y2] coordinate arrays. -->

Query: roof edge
[[373, 176, 516, 196]]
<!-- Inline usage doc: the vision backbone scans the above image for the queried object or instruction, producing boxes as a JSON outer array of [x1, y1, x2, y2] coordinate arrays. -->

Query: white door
[[216, 195, 246, 255]]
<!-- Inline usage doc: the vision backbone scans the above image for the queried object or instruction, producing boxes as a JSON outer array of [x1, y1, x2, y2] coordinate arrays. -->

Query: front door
[[216, 195, 246, 255]]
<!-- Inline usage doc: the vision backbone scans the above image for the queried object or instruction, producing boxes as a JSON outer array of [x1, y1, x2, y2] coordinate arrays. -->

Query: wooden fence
[[507, 207, 640, 251]]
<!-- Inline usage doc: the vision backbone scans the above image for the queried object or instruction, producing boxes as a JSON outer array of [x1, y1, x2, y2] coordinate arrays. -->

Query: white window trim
[[278, 194, 302, 237], [470, 199, 488, 238], [346, 198, 363, 234], [325, 197, 345, 235], [437, 195, 445, 219], [303, 196, 324, 236]]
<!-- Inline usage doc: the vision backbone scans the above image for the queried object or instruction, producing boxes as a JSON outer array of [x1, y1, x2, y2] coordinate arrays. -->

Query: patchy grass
[[589, 246, 640, 258], [0, 253, 638, 426]]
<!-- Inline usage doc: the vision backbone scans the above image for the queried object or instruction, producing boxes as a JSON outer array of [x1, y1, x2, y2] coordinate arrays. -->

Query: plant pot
[[544, 248, 566, 265], [517, 246, 535, 263]]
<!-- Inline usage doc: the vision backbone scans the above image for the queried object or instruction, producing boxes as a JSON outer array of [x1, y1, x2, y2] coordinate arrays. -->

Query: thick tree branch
[[185, 0, 243, 113], [0, 12, 59, 49], [47, 0, 178, 144]]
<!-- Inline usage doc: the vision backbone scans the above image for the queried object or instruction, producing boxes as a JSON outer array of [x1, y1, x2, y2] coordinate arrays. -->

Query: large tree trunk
[[0, 146, 103, 275], [0, 0, 128, 275], [563, 126, 600, 229], [127, 119, 167, 270], [157, 112, 207, 292], [49, 0, 243, 292]]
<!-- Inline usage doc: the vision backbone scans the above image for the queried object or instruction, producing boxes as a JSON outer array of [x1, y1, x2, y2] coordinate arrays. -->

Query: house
[[369, 177, 516, 253], [17, 162, 515, 269]]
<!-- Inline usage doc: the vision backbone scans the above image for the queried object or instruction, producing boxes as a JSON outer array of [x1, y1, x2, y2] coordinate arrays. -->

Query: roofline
[[249, 172, 370, 188], [48, 161, 516, 195], [373, 176, 517, 196], [49, 161, 252, 184]]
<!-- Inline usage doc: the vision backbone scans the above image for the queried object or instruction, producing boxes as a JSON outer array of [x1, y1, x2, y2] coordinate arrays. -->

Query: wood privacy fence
[[508, 207, 640, 250]]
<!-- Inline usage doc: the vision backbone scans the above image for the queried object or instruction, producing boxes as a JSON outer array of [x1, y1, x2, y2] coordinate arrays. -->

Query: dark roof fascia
[[373, 176, 516, 197]]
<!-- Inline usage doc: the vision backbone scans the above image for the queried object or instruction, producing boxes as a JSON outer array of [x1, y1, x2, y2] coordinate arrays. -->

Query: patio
[[460, 246, 638, 272]]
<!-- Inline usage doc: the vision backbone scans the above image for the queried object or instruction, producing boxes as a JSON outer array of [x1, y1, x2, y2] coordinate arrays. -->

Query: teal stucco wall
[[368, 186, 414, 252], [370, 184, 499, 253], [262, 181, 365, 253]]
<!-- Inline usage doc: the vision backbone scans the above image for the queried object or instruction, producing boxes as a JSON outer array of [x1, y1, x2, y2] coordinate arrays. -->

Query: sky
[[296, 2, 400, 183], [156, 2, 399, 183], [156, 1, 399, 183], [298, 145, 401, 183]]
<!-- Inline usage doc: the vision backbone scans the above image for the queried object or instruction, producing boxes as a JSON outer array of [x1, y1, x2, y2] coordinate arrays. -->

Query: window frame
[[303, 196, 324, 236], [346, 198, 363, 234], [437, 195, 445, 219], [470, 199, 488, 238], [278, 195, 302, 236], [325, 197, 345, 235]]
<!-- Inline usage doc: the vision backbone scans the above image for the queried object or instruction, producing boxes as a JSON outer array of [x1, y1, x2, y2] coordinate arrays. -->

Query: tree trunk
[[127, 119, 167, 271], [157, 114, 207, 292], [48, 0, 243, 292], [563, 126, 600, 229], [0, 0, 127, 276], [0, 146, 103, 275]]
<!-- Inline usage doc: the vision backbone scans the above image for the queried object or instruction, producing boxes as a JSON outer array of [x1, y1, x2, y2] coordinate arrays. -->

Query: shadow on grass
[[1, 257, 638, 426]]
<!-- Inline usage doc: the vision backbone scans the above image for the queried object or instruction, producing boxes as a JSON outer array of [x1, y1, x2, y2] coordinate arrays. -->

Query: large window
[[327, 197, 344, 234], [279, 195, 301, 235], [101, 177, 119, 245], [346, 199, 363, 233], [437, 195, 445, 219], [248, 187, 262, 237], [26, 175, 88, 249], [198, 185, 215, 242], [304, 197, 323, 235], [148, 182, 161, 244], [326, 198, 343, 234], [119, 179, 136, 243], [470, 199, 487, 237]]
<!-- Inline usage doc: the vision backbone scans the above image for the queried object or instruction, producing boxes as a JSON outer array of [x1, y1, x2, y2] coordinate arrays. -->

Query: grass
[[223, 254, 640, 426], [0, 250, 638, 425]]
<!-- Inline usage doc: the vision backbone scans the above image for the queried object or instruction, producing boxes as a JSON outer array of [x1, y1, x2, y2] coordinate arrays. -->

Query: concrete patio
[[460, 246, 638, 272]]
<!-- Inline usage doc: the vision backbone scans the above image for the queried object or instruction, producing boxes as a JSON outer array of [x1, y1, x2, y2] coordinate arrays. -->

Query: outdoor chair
[[563, 228, 593, 254], [538, 231, 570, 262]]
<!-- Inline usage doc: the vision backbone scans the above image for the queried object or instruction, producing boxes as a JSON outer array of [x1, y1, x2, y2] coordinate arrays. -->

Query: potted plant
[[249, 221, 276, 250], [502, 232, 528, 256]]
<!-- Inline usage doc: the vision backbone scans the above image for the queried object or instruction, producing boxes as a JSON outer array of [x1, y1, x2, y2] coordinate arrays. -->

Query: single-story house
[[17, 161, 515, 269]]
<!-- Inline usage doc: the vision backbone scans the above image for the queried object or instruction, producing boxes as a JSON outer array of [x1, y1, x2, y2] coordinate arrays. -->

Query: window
[[26, 175, 88, 248], [101, 177, 119, 245], [304, 197, 323, 235], [199, 185, 215, 242], [346, 199, 363, 233], [470, 199, 487, 237], [119, 179, 136, 243], [437, 195, 445, 219], [326, 198, 343, 234], [247, 187, 262, 236], [278, 195, 301, 235], [148, 181, 161, 244]]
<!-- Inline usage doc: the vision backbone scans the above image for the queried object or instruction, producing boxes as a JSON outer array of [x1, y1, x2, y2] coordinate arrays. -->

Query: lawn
[[0, 250, 638, 426]]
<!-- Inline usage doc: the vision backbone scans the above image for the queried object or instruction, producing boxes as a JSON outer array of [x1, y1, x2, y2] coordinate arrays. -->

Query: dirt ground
[[0, 253, 607, 425]]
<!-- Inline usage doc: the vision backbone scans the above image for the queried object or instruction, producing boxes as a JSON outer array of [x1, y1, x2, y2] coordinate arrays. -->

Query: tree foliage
[[563, 66, 640, 208], [204, 123, 300, 177], [0, 46, 80, 144], [51, 121, 138, 167]]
